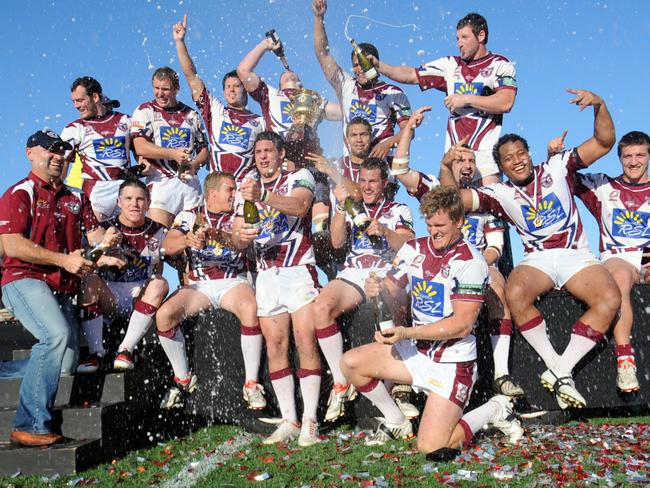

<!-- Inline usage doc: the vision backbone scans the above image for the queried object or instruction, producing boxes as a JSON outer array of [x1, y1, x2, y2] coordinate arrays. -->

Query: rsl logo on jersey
[[522, 193, 567, 231], [280, 101, 294, 124], [218, 123, 251, 149], [257, 207, 289, 241], [160, 127, 190, 149], [454, 82, 484, 95], [93, 136, 127, 160], [611, 208, 650, 239], [462, 217, 479, 247], [411, 277, 444, 318], [349, 100, 376, 123]]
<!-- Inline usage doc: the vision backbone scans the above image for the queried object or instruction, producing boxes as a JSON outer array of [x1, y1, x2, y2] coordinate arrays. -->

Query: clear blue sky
[[1, 0, 649, 269]]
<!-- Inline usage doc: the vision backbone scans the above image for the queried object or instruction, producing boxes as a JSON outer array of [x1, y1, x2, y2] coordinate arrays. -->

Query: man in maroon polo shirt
[[0, 130, 105, 446]]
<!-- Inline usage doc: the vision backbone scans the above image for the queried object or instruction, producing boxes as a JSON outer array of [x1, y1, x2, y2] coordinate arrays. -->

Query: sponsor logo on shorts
[[427, 378, 443, 388], [455, 382, 469, 403], [160, 126, 190, 148], [349, 100, 377, 123], [611, 208, 650, 239], [93, 136, 127, 160], [411, 277, 444, 318]]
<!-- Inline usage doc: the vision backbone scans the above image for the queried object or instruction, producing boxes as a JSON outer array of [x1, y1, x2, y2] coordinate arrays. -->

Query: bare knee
[[146, 278, 169, 302], [312, 296, 336, 326], [155, 305, 176, 332], [591, 285, 622, 319]]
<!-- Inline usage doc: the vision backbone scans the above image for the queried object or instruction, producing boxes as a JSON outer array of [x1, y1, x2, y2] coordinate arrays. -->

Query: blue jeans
[[2, 279, 79, 434]]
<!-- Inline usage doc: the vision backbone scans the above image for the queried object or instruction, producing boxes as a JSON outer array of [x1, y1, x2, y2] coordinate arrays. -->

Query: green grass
[[2, 417, 649, 487]]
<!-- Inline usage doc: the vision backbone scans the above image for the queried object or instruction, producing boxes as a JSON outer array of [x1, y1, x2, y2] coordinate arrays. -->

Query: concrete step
[[0, 320, 34, 361], [0, 402, 126, 441], [0, 367, 168, 410], [0, 438, 101, 476]]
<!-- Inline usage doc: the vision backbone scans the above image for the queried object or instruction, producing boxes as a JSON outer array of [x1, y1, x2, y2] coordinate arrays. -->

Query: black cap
[[26, 130, 72, 152]]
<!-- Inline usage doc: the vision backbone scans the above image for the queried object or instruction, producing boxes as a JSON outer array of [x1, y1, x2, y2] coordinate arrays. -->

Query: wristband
[[261, 188, 270, 203], [390, 156, 410, 175], [335, 203, 346, 213]]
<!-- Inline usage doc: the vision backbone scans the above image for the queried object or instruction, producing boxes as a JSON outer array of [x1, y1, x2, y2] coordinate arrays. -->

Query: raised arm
[[393, 106, 431, 191], [371, 56, 418, 84], [237, 38, 278, 93], [312, 0, 343, 85], [323, 101, 343, 121], [173, 15, 205, 102], [568, 89, 616, 167]]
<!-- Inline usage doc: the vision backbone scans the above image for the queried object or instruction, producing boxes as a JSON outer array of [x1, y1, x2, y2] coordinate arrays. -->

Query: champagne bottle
[[372, 294, 394, 336], [177, 162, 193, 183], [265, 29, 290, 70], [244, 199, 261, 231], [84, 241, 109, 262], [190, 211, 206, 251], [350, 39, 378, 82], [343, 197, 383, 249]]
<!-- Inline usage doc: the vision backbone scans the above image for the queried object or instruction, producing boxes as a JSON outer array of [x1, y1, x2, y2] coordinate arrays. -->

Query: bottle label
[[378, 319, 394, 332], [352, 214, 369, 228], [249, 222, 261, 232], [364, 66, 379, 80]]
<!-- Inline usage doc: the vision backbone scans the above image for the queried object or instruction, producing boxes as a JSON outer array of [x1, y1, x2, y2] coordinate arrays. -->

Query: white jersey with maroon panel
[[332, 70, 411, 152], [236, 168, 316, 270], [387, 236, 488, 363], [195, 86, 265, 185], [575, 173, 650, 253], [130, 101, 207, 179], [172, 206, 247, 282], [473, 149, 590, 254], [250, 80, 327, 139], [415, 54, 516, 154], [61, 111, 132, 182], [343, 199, 413, 270], [99, 217, 166, 284]]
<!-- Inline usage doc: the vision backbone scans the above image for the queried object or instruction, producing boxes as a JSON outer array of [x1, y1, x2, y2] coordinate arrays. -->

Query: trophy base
[[284, 124, 322, 169]]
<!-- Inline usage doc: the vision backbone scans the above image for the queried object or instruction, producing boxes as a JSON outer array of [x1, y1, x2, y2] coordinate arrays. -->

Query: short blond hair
[[204, 171, 235, 194]]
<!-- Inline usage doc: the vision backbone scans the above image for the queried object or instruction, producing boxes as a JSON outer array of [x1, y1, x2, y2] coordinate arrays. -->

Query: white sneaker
[[391, 384, 419, 419], [540, 369, 586, 409], [298, 418, 320, 447], [365, 417, 413, 446], [262, 420, 300, 445], [617, 360, 640, 392], [160, 373, 198, 409], [324, 383, 357, 422], [243, 381, 267, 410], [489, 395, 524, 445]]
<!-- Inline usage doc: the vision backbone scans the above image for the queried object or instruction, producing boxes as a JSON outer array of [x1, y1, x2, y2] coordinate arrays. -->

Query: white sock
[[270, 368, 298, 423], [119, 309, 154, 353], [553, 321, 604, 376], [158, 328, 189, 380], [316, 323, 346, 385], [519, 316, 560, 369], [491, 335, 512, 377], [358, 378, 405, 425], [82, 316, 105, 357], [240, 324, 263, 383], [298, 368, 322, 422], [458, 399, 499, 444]]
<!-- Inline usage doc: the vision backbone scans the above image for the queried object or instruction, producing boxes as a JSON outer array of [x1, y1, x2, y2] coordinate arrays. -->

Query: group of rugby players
[[1, 0, 648, 458]]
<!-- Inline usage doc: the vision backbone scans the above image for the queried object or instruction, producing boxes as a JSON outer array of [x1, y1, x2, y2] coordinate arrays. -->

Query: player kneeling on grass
[[155, 172, 266, 410], [341, 186, 523, 452]]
